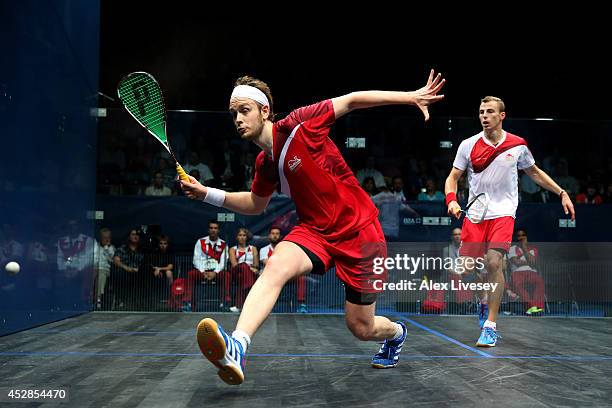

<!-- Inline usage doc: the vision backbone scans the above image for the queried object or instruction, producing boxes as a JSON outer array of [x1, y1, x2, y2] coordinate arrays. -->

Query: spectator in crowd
[[417, 178, 444, 202], [361, 176, 377, 197], [112, 229, 144, 310], [555, 159, 580, 198], [456, 174, 469, 204], [183, 220, 229, 312], [442, 228, 473, 312], [576, 184, 603, 204], [57, 219, 94, 279], [356, 156, 386, 189], [188, 169, 201, 186], [215, 139, 242, 191], [371, 185, 418, 241], [508, 229, 545, 315], [260, 226, 308, 313], [55, 219, 95, 307], [155, 158, 176, 191], [409, 159, 433, 198], [240, 151, 256, 191], [229, 228, 259, 313], [259, 226, 281, 268], [144, 171, 173, 197], [93, 227, 115, 309], [146, 234, 175, 309], [391, 176, 408, 202], [183, 152, 215, 185]]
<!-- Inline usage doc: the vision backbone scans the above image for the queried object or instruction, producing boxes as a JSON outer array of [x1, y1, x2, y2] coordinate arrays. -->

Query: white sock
[[388, 323, 404, 341], [483, 320, 496, 330], [232, 330, 251, 353]]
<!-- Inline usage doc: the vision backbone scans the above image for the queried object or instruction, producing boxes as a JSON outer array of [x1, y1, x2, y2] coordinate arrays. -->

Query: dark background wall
[[98, 6, 611, 121]]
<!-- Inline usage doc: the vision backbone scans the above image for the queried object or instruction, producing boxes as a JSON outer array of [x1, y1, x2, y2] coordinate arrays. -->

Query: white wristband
[[203, 187, 226, 207]]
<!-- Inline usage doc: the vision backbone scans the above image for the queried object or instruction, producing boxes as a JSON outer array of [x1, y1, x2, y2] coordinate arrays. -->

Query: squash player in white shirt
[[444, 96, 575, 347]]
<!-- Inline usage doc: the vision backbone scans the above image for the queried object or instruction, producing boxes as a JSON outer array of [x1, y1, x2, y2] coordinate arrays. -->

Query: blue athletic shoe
[[477, 302, 488, 330], [371, 321, 407, 368], [476, 327, 498, 347], [196, 318, 246, 385], [297, 303, 308, 313]]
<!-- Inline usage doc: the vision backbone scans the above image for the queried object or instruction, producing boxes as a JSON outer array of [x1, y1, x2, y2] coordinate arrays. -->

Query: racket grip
[[176, 163, 190, 182]]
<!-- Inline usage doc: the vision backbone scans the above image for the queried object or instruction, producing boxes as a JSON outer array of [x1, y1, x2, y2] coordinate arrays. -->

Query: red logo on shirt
[[288, 156, 302, 172]]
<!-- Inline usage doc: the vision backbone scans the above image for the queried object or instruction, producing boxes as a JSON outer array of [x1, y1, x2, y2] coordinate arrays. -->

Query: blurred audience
[[356, 156, 386, 189], [93, 227, 115, 309], [576, 184, 603, 204], [417, 178, 444, 202], [144, 171, 173, 196], [228, 228, 259, 312]]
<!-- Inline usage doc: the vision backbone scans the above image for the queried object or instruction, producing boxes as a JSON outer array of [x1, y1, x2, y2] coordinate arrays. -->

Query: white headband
[[230, 85, 270, 107]]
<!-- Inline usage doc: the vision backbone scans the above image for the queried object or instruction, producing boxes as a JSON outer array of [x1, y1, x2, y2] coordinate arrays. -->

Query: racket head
[[117, 72, 170, 152], [463, 192, 490, 224]]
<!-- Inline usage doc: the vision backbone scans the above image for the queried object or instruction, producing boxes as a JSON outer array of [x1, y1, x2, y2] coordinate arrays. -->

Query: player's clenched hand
[[180, 175, 208, 200], [561, 192, 576, 221], [447, 201, 461, 219]]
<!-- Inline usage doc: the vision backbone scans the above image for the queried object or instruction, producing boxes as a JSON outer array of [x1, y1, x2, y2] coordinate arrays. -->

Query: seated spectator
[[576, 184, 603, 204], [155, 158, 177, 191], [417, 178, 444, 202], [183, 152, 214, 185], [112, 229, 144, 310], [508, 229, 545, 315], [181, 220, 230, 312], [361, 176, 378, 197], [425, 228, 473, 314], [146, 234, 175, 309], [144, 172, 173, 196], [356, 156, 386, 189], [93, 227, 115, 309], [56, 219, 95, 284], [228, 228, 259, 313]]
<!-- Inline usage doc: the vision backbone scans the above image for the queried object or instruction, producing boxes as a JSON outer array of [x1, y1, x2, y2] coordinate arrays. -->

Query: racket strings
[[467, 195, 488, 222]]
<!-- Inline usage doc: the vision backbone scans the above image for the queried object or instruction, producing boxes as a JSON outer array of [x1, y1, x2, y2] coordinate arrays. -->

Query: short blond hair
[[480, 96, 505, 113]]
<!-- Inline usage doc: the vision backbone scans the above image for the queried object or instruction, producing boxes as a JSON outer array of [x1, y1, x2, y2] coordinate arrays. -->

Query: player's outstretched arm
[[331, 69, 445, 121], [180, 176, 271, 215], [523, 165, 575, 220], [444, 167, 464, 218]]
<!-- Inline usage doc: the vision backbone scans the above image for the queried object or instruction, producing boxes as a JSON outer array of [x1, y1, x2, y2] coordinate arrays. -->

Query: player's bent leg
[[196, 241, 313, 385], [344, 300, 407, 368]]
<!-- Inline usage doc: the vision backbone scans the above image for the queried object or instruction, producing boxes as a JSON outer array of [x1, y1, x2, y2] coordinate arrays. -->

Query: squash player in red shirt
[[181, 70, 445, 385]]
